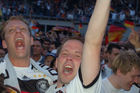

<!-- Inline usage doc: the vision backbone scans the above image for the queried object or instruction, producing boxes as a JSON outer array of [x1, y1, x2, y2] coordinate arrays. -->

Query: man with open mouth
[[46, 0, 111, 92], [0, 16, 57, 93]]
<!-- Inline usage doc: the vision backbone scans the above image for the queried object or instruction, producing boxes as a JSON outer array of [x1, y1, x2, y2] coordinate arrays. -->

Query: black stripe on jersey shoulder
[[31, 63, 57, 75], [46, 67, 53, 70], [39, 63, 46, 68], [31, 64, 34, 69], [47, 68, 58, 75], [78, 67, 100, 88], [4, 70, 10, 79], [38, 63, 58, 76], [0, 58, 4, 63], [31, 64, 38, 71]]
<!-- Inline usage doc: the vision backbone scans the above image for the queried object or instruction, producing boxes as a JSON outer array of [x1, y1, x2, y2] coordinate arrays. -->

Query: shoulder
[[102, 78, 110, 85], [46, 84, 56, 93], [31, 62, 58, 81], [31, 58, 57, 75], [0, 58, 5, 64], [66, 73, 102, 93], [101, 78, 111, 93], [36, 62, 57, 75]]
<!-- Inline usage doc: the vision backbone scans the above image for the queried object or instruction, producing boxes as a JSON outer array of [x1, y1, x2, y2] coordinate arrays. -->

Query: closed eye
[[20, 28, 27, 32], [75, 54, 81, 58], [8, 28, 14, 33]]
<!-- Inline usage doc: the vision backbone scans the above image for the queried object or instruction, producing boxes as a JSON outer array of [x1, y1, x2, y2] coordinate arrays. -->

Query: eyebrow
[[62, 48, 82, 54]]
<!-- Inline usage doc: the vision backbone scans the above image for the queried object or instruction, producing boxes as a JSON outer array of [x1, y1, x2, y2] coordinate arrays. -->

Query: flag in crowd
[[124, 20, 134, 28], [105, 24, 126, 44], [78, 23, 83, 31]]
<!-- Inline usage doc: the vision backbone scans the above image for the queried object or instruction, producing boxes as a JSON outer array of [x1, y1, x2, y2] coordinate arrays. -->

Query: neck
[[109, 74, 121, 89], [9, 56, 30, 67], [56, 79, 64, 88]]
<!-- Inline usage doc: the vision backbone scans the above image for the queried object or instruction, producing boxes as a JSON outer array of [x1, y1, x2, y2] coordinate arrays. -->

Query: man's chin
[[62, 78, 72, 84]]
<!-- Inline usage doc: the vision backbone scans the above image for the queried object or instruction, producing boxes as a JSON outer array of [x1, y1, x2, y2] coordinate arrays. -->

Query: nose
[[66, 54, 73, 61], [15, 27, 21, 33]]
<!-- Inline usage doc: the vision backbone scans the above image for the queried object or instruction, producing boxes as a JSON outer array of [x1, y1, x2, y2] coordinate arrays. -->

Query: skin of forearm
[[82, 0, 111, 85]]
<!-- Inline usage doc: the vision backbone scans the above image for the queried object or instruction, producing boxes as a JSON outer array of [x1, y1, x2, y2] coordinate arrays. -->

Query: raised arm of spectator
[[81, 0, 111, 86], [128, 28, 140, 49]]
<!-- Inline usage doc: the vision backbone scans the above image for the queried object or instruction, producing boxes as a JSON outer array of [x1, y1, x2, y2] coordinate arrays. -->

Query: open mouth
[[15, 38, 25, 50], [63, 65, 73, 74]]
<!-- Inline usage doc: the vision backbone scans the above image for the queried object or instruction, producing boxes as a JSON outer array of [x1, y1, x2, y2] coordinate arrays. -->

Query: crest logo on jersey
[[36, 79, 50, 93]]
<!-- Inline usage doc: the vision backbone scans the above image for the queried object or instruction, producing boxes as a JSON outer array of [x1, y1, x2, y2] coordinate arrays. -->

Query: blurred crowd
[[0, 0, 140, 92], [0, 0, 140, 23]]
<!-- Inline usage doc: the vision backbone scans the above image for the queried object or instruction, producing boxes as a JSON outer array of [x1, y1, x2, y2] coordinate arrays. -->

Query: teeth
[[17, 47, 24, 49], [15, 37, 24, 49], [16, 38, 23, 40], [65, 65, 72, 68]]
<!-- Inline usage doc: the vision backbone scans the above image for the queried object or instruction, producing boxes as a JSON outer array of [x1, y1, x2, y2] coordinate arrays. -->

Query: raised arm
[[81, 0, 111, 85], [128, 28, 140, 49]]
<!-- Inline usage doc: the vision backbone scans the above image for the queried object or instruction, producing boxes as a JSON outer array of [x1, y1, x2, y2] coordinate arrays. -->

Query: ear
[[116, 68, 121, 75], [2, 40, 7, 48], [31, 36, 33, 46]]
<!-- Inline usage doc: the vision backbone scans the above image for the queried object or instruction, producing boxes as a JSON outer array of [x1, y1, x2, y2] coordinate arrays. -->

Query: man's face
[[43, 41, 50, 49], [32, 40, 42, 56], [108, 48, 120, 65], [44, 56, 54, 67], [49, 44, 55, 52], [56, 40, 83, 84], [2, 20, 33, 59], [119, 67, 140, 90]]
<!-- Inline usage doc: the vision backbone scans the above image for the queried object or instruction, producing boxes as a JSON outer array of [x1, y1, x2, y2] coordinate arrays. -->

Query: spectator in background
[[0, 0, 139, 23], [48, 42, 57, 54], [119, 10, 126, 22], [31, 38, 45, 64], [126, 28, 140, 93], [110, 11, 118, 23], [100, 45, 108, 77], [44, 53, 56, 69], [101, 49, 140, 93], [44, 53, 55, 67], [129, 7, 135, 18], [102, 42, 121, 79], [41, 39, 51, 56]]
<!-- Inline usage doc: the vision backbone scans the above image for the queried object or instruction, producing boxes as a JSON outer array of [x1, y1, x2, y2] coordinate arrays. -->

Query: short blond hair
[[111, 49, 140, 75], [0, 16, 31, 40]]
